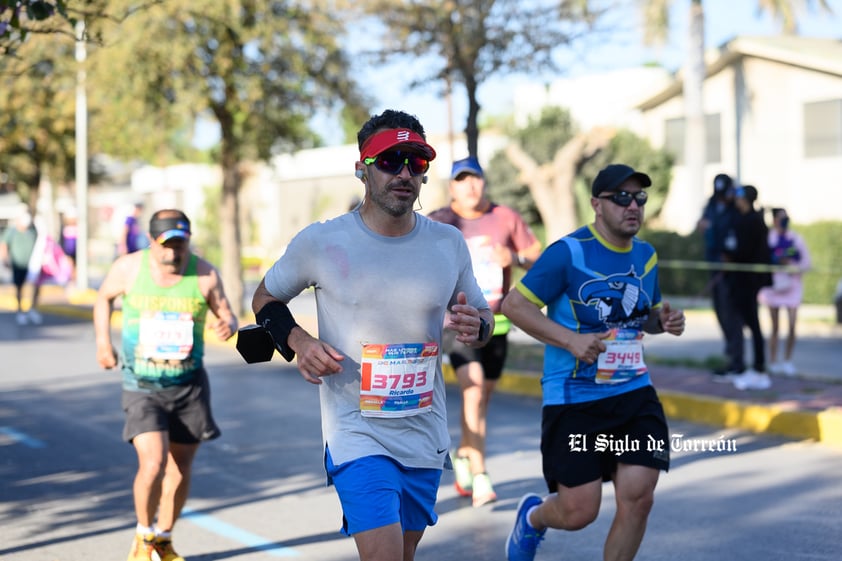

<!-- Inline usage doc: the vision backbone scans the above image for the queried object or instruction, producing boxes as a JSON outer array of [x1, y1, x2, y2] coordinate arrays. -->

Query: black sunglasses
[[363, 150, 430, 177], [598, 190, 648, 207]]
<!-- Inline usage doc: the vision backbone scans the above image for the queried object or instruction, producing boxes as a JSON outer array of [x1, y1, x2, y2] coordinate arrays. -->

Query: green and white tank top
[[120, 251, 207, 390]]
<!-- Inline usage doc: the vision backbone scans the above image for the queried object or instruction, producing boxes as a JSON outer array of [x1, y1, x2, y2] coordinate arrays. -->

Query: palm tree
[[640, 0, 832, 213]]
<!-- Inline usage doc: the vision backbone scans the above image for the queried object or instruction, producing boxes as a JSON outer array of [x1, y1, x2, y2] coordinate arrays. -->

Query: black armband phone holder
[[236, 324, 276, 363], [236, 301, 299, 363]]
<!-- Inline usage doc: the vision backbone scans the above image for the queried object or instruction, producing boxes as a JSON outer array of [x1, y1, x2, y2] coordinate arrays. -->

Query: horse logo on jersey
[[579, 268, 651, 328]]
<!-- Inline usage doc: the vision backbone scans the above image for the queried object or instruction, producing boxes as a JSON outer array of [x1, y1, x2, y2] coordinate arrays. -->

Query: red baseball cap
[[359, 128, 437, 161]]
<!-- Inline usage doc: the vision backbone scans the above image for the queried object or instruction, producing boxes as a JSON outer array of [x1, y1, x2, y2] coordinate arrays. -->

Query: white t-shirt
[[263, 211, 489, 469]]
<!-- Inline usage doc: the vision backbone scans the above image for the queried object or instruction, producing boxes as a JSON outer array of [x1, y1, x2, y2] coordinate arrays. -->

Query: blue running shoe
[[505, 493, 546, 561]]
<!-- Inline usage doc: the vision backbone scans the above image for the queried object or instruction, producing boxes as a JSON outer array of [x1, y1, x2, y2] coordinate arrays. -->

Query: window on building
[[804, 99, 842, 158], [663, 113, 722, 165], [705, 114, 721, 163], [665, 118, 684, 164]]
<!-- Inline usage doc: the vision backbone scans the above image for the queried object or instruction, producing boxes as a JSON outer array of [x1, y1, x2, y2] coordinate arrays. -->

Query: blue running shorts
[[325, 447, 441, 536]]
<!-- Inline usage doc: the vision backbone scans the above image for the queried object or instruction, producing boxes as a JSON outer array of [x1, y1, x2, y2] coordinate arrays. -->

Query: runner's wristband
[[255, 300, 300, 362]]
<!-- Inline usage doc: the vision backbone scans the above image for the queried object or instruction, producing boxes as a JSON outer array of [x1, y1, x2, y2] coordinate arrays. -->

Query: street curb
[[6, 295, 840, 449], [657, 390, 842, 447], [442, 364, 842, 449]]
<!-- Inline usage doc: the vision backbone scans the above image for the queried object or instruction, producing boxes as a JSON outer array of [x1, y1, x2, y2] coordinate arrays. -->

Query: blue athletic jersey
[[513, 224, 663, 405]]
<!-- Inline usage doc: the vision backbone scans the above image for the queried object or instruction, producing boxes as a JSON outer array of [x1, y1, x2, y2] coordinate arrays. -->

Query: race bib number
[[596, 328, 646, 384], [138, 311, 195, 360], [360, 343, 438, 418], [467, 237, 504, 307]]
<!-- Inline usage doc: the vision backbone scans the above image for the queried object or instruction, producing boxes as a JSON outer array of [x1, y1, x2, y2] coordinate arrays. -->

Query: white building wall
[[643, 54, 842, 232], [737, 58, 842, 223]]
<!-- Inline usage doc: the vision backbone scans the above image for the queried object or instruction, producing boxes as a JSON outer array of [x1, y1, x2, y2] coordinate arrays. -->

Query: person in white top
[[251, 109, 492, 561]]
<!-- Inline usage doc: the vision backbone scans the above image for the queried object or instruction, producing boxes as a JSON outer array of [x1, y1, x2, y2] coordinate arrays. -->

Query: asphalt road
[[1, 310, 841, 560]]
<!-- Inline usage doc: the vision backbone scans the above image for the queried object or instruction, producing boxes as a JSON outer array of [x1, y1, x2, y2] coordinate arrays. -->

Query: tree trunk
[[684, 0, 706, 215], [219, 140, 244, 319], [506, 127, 615, 244], [464, 75, 480, 158]]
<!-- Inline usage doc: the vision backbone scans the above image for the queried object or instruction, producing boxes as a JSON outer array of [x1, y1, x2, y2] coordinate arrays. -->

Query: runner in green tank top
[[94, 209, 237, 561], [120, 250, 208, 389]]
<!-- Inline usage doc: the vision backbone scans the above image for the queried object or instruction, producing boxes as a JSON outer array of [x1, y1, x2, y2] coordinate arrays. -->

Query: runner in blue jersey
[[501, 164, 686, 561]]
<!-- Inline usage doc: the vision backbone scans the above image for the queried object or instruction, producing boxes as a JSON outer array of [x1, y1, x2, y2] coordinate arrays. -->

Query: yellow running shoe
[[471, 472, 497, 507], [152, 536, 185, 561], [450, 452, 473, 497], [127, 533, 157, 561]]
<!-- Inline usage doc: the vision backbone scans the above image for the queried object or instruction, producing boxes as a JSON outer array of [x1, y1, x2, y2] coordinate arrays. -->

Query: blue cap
[[450, 156, 484, 180]]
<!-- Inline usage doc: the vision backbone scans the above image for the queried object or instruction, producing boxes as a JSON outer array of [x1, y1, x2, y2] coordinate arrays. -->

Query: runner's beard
[[370, 181, 417, 217], [160, 256, 183, 270]]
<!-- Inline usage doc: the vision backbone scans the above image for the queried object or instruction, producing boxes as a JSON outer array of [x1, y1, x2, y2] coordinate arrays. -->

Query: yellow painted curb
[[658, 390, 842, 449], [444, 363, 543, 397], [444, 364, 842, 449]]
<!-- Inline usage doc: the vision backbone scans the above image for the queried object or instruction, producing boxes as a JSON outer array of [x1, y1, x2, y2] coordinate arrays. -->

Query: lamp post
[[74, 19, 88, 291]]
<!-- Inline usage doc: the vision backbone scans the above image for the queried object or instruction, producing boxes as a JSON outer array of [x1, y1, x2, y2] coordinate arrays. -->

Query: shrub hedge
[[640, 221, 842, 305]]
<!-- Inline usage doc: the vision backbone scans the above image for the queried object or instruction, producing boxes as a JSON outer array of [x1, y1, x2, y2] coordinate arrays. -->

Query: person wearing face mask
[[697, 173, 743, 381], [758, 208, 812, 377], [94, 208, 238, 561], [501, 164, 686, 561], [722, 185, 773, 390]]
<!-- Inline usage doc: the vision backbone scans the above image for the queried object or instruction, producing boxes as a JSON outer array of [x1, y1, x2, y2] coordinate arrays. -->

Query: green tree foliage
[[85, 1, 369, 315], [484, 153, 542, 228], [579, 129, 674, 224], [485, 106, 577, 228], [639, 228, 708, 297], [0, 2, 166, 210], [361, 0, 601, 158], [0, 31, 75, 208], [487, 106, 673, 244], [640, 219, 842, 305], [797, 220, 842, 305], [0, 0, 119, 55], [1, 0, 67, 50], [512, 106, 577, 165]]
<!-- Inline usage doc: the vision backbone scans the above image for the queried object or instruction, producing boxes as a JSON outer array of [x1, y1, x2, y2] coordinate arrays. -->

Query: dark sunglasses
[[598, 190, 648, 207], [363, 150, 429, 177]]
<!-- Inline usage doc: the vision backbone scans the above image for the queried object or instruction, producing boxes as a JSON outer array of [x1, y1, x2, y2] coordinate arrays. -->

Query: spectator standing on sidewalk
[[501, 164, 686, 561], [697, 173, 743, 380], [758, 207, 812, 377], [428, 156, 542, 507], [59, 209, 79, 287], [119, 202, 146, 256], [0, 206, 43, 325], [722, 185, 773, 390], [250, 109, 492, 561], [94, 209, 238, 561]]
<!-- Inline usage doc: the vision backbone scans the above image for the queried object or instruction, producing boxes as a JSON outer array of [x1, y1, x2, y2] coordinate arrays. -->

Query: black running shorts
[[121, 368, 221, 444], [540, 385, 670, 490], [444, 332, 509, 381]]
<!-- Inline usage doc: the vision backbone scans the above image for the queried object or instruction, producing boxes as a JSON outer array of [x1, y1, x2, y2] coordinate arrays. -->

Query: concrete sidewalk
[[4, 283, 842, 448]]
